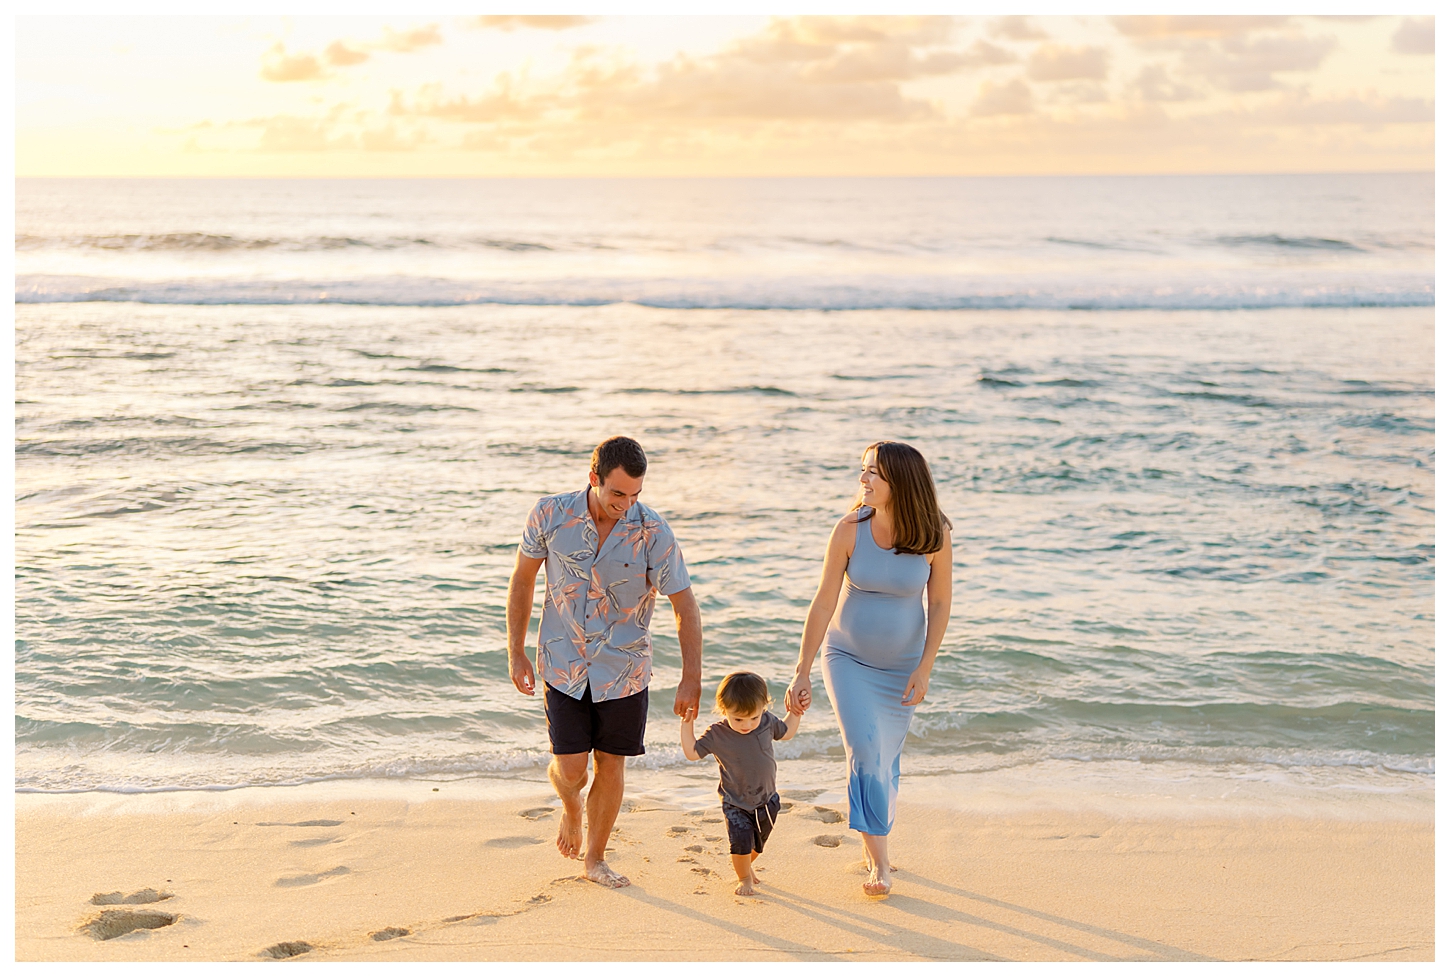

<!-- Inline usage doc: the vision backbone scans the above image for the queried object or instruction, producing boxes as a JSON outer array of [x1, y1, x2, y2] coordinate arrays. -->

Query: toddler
[[681, 671, 801, 896]]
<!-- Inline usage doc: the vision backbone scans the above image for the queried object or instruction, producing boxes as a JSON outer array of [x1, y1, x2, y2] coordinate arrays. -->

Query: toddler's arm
[[780, 710, 802, 742], [680, 717, 702, 760]]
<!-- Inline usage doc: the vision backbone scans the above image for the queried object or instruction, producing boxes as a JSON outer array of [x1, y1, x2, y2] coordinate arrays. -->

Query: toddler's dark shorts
[[723, 793, 781, 855]]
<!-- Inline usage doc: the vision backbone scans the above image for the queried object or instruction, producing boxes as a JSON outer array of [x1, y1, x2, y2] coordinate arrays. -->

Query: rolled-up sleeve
[[647, 522, 692, 596], [519, 500, 550, 559]]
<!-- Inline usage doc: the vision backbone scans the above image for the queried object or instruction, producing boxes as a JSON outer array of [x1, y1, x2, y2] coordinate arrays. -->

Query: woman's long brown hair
[[850, 440, 951, 554]]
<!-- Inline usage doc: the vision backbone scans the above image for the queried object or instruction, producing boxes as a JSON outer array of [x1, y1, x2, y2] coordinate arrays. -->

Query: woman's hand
[[785, 673, 813, 715], [901, 667, 931, 707]]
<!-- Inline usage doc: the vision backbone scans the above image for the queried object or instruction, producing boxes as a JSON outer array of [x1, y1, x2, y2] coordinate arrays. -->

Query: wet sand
[[14, 780, 1432, 961]]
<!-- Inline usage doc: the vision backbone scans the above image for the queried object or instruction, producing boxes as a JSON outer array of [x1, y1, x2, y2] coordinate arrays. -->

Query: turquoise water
[[14, 176, 1434, 799]]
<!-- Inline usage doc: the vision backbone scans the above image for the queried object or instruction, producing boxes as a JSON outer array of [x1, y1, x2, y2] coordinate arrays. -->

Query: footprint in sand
[[90, 888, 172, 906], [683, 844, 705, 853], [666, 825, 689, 836], [290, 837, 341, 848], [812, 835, 843, 848], [807, 806, 845, 823], [82, 909, 178, 941], [274, 866, 350, 888], [370, 927, 410, 941], [257, 819, 344, 827], [517, 807, 555, 820], [781, 788, 825, 802], [484, 836, 546, 849], [703, 835, 723, 842], [262, 941, 313, 958]]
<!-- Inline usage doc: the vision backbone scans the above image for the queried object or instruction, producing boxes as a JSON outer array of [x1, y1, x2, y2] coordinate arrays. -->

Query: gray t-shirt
[[694, 711, 790, 811]]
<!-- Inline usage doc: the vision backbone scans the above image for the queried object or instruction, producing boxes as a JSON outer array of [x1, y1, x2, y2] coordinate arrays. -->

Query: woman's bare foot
[[862, 869, 891, 896], [735, 878, 757, 896], [583, 859, 630, 888]]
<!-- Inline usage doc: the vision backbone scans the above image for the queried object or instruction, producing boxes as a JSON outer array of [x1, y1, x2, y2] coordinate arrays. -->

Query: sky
[[15, 14, 1436, 177]]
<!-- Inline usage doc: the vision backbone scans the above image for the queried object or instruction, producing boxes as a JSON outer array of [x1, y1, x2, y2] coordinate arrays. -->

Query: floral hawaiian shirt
[[519, 487, 692, 702]]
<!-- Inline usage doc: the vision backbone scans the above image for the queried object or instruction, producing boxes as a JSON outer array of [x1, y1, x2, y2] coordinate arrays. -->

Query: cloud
[[260, 43, 324, 83], [376, 25, 442, 53], [1392, 17, 1433, 55], [1129, 64, 1198, 102], [571, 51, 934, 122], [396, 80, 541, 123], [1249, 92, 1434, 126], [252, 114, 342, 150], [393, 17, 995, 128], [325, 41, 369, 67], [1055, 82, 1108, 105], [972, 78, 1033, 116], [1027, 44, 1108, 81], [208, 13, 1430, 172], [471, 16, 596, 31], [1111, 16, 1293, 40], [963, 39, 1018, 67], [1178, 33, 1336, 91], [990, 16, 1047, 41]]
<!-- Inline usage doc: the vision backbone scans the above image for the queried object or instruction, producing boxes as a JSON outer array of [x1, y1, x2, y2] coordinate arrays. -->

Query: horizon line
[[15, 169, 1434, 180]]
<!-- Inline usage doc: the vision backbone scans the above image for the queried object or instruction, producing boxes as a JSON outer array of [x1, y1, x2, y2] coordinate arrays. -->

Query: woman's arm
[[785, 516, 855, 714], [903, 527, 952, 706]]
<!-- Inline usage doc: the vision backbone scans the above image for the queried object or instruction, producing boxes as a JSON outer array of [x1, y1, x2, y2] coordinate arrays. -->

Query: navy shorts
[[544, 683, 649, 756], [723, 793, 781, 855]]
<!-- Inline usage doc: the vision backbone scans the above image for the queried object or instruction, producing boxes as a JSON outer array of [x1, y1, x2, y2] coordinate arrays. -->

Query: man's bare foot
[[556, 811, 583, 859], [583, 860, 631, 888], [735, 879, 756, 896]]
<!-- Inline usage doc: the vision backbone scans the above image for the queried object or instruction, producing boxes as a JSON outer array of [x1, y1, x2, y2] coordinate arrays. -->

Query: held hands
[[784, 674, 813, 716], [674, 677, 702, 722], [901, 667, 930, 706]]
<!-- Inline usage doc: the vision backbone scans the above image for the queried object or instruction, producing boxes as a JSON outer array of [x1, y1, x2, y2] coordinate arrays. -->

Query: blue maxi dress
[[821, 507, 931, 836]]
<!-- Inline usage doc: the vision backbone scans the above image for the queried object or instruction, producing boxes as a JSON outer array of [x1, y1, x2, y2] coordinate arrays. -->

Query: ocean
[[14, 174, 1434, 815]]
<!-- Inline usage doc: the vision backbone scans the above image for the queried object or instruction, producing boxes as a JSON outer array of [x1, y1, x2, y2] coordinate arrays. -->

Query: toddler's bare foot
[[583, 860, 630, 888], [735, 879, 756, 896]]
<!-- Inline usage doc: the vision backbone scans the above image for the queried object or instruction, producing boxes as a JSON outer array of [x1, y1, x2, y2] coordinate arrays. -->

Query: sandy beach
[[15, 775, 1432, 962]]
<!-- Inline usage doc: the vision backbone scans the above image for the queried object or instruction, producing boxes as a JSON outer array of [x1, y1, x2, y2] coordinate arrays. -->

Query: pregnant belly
[[830, 594, 925, 668]]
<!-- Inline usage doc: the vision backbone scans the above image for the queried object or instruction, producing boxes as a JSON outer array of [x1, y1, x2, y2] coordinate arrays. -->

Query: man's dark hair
[[591, 436, 648, 480]]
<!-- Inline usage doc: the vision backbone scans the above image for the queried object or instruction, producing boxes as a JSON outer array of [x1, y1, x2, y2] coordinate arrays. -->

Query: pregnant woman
[[786, 441, 953, 896]]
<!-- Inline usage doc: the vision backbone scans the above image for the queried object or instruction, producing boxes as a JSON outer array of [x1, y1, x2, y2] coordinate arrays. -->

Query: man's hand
[[509, 651, 536, 696], [673, 677, 702, 721]]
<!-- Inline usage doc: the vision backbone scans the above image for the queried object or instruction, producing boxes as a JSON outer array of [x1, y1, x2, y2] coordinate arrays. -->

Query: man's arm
[[667, 586, 703, 720], [507, 552, 545, 696]]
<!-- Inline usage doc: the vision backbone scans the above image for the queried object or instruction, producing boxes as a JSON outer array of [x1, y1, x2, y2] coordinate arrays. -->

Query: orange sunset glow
[[15, 13, 1435, 177]]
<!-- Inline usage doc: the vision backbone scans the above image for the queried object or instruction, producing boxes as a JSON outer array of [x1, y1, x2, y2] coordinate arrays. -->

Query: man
[[506, 435, 703, 888]]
